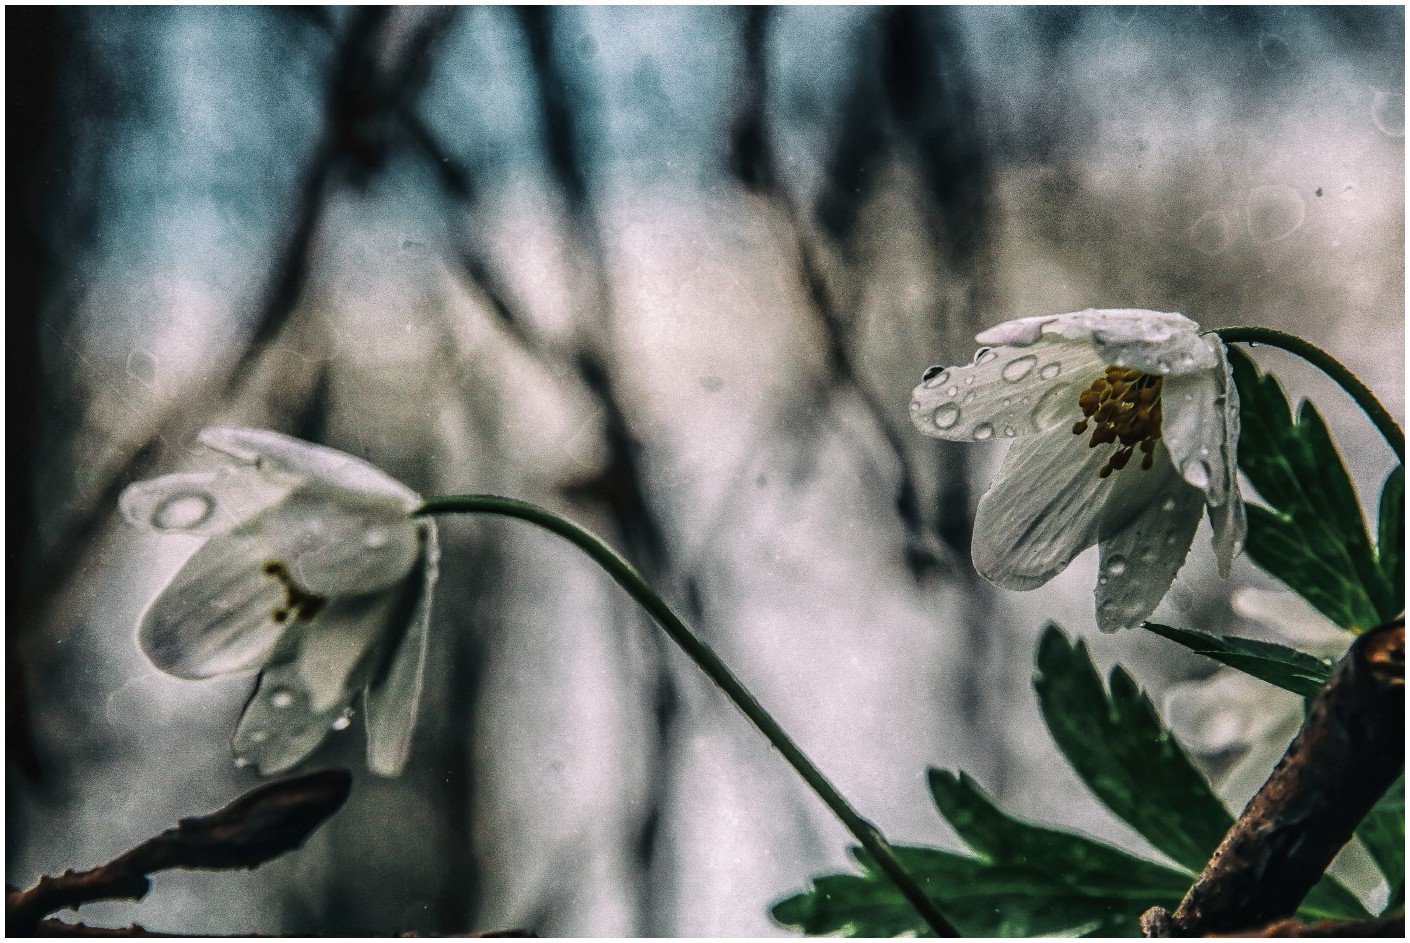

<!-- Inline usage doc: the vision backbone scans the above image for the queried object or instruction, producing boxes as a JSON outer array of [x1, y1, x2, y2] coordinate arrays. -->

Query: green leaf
[[1378, 465, 1404, 608], [1228, 347, 1394, 629], [1034, 625, 1233, 872], [771, 772, 1193, 938], [1142, 623, 1334, 698], [1357, 776, 1405, 914]]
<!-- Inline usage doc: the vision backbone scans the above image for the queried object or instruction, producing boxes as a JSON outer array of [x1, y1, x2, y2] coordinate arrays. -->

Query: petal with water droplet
[[200, 427, 420, 509], [120, 468, 291, 537], [972, 427, 1112, 590]]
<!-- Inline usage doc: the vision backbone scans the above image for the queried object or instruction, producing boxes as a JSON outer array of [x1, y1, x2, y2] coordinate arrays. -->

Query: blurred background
[[8, 6, 1403, 935]]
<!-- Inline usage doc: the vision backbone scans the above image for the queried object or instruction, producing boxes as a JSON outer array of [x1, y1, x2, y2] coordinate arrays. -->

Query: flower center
[[1071, 366, 1163, 478], [263, 560, 327, 624]]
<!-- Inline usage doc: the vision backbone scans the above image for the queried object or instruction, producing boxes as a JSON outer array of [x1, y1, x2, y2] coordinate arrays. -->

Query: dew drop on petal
[[1189, 211, 1233, 255], [234, 756, 252, 768], [152, 492, 215, 531], [1002, 426, 1016, 438], [269, 689, 296, 709], [249, 729, 270, 744], [1000, 354, 1038, 383], [922, 367, 949, 388], [364, 527, 389, 549], [974, 347, 997, 365], [1107, 556, 1128, 576], [947, 386, 959, 397], [965, 376, 975, 386], [1373, 90, 1404, 137], [932, 403, 961, 430], [1038, 362, 1061, 381], [1161, 496, 1178, 512], [972, 423, 994, 441], [331, 710, 353, 731], [1182, 460, 1211, 489]]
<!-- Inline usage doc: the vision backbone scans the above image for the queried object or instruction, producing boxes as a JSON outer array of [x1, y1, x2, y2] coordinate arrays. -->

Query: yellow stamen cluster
[[263, 560, 327, 624], [1072, 366, 1163, 478]]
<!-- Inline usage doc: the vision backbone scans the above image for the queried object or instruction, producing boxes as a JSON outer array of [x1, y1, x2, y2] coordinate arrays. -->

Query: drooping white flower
[[120, 427, 438, 776], [910, 309, 1245, 631]]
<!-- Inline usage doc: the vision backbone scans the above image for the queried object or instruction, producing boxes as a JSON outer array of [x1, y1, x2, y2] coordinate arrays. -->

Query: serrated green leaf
[[1378, 466, 1404, 608], [1357, 776, 1405, 914], [1142, 623, 1334, 698], [1034, 625, 1232, 872], [1227, 347, 1395, 628]]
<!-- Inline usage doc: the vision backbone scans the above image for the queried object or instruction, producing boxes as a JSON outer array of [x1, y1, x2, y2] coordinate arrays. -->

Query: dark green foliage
[[1141, 623, 1334, 699], [1377, 465, 1404, 608], [1356, 776, 1405, 914], [1228, 347, 1397, 629]]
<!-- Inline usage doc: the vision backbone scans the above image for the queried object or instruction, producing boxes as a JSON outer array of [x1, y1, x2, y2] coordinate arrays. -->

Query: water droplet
[[1107, 556, 1128, 576], [965, 376, 975, 386], [331, 713, 352, 731], [932, 403, 961, 430], [947, 386, 959, 397], [1179, 352, 1196, 367], [922, 366, 948, 386], [1156, 358, 1171, 374], [1247, 184, 1306, 244], [972, 423, 994, 441], [909, 401, 921, 412], [1373, 90, 1405, 137], [269, 690, 296, 709], [1000, 354, 1038, 383], [974, 347, 997, 365], [364, 527, 389, 549], [1139, 548, 1158, 564], [249, 730, 270, 744], [1160, 496, 1178, 512], [1098, 576, 1109, 586], [1038, 363, 1061, 381], [1002, 426, 1016, 438], [126, 350, 158, 388], [1182, 460, 1211, 489], [1189, 211, 1233, 255], [234, 757, 252, 768], [1199, 446, 1210, 457], [152, 492, 214, 530]]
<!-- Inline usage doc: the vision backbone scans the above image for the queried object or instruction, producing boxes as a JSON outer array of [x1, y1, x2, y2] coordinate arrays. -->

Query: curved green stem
[[415, 494, 959, 938], [1212, 326, 1404, 462]]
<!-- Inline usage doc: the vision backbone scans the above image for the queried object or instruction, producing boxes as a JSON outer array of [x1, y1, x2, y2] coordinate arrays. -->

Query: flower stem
[[1212, 326, 1404, 462], [415, 494, 959, 938]]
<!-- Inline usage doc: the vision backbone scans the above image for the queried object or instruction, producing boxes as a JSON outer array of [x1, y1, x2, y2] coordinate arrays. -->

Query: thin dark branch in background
[[7, 770, 352, 936], [1142, 619, 1405, 937]]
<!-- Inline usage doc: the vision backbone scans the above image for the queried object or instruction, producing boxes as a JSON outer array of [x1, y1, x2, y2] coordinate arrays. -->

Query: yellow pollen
[[1073, 365, 1163, 478], [262, 559, 327, 624]]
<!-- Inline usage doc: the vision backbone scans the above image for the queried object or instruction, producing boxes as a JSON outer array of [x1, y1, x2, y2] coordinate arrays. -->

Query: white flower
[[120, 427, 438, 776], [910, 309, 1245, 631]]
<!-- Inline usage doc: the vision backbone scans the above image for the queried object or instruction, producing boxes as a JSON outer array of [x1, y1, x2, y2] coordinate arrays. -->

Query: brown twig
[[7, 770, 352, 936], [1142, 619, 1404, 937]]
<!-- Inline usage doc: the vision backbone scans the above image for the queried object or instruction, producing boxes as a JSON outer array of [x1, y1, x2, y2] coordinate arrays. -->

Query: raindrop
[[1038, 363, 1061, 381], [234, 757, 252, 768], [922, 366, 947, 386], [947, 386, 959, 397], [1002, 426, 1016, 438], [364, 527, 389, 549], [1247, 184, 1306, 244], [1156, 358, 1172, 374], [965, 376, 975, 386], [1139, 548, 1157, 564], [152, 492, 214, 531], [1107, 556, 1128, 576], [1000, 354, 1038, 383], [332, 711, 353, 731], [1099, 576, 1109, 586], [1183, 460, 1211, 489], [126, 350, 158, 388], [1189, 211, 1233, 255], [974, 347, 997, 365], [932, 403, 961, 430], [1160, 496, 1178, 512], [1372, 90, 1404, 137], [249, 730, 270, 744], [972, 423, 994, 441], [269, 689, 296, 709]]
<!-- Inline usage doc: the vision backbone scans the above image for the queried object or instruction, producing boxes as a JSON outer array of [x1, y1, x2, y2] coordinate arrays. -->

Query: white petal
[[120, 467, 291, 537], [980, 309, 1214, 375], [911, 340, 1106, 441], [136, 529, 290, 679], [364, 522, 439, 776], [1161, 350, 1232, 504], [1208, 488, 1246, 578], [1094, 454, 1204, 632], [972, 426, 1112, 590], [232, 659, 350, 776], [258, 491, 421, 596], [199, 427, 421, 508], [231, 593, 399, 775]]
